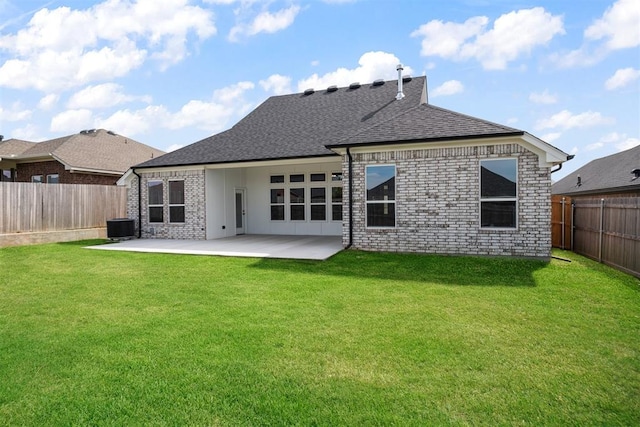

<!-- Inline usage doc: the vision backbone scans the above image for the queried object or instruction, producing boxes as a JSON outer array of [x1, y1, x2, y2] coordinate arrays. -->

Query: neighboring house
[[120, 71, 570, 259], [0, 129, 164, 185], [552, 144, 640, 198]]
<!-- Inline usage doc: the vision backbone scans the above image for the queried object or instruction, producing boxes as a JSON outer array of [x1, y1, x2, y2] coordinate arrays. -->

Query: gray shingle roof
[[135, 75, 527, 169], [0, 139, 35, 157], [2, 130, 164, 174], [552, 144, 640, 195]]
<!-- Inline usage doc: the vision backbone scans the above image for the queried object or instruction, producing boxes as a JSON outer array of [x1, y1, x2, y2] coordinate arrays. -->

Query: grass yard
[[0, 240, 638, 426]]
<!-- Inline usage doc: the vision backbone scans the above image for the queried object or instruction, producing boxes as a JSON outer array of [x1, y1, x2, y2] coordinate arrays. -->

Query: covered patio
[[87, 234, 344, 260]]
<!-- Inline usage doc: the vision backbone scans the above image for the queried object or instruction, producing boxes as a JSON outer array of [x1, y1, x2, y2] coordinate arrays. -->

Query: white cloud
[[529, 89, 558, 104], [585, 0, 640, 50], [167, 144, 185, 152], [595, 132, 640, 152], [50, 109, 94, 132], [259, 74, 293, 95], [50, 81, 257, 137], [605, 67, 640, 90], [297, 51, 413, 92], [67, 83, 152, 109], [411, 8, 564, 70], [229, 5, 300, 42], [9, 124, 41, 141], [541, 132, 562, 143], [0, 0, 216, 91], [535, 110, 615, 130], [0, 102, 32, 122], [431, 80, 464, 97], [38, 94, 59, 110], [616, 137, 640, 151], [586, 142, 604, 151], [311, 60, 320, 67], [552, 0, 639, 68]]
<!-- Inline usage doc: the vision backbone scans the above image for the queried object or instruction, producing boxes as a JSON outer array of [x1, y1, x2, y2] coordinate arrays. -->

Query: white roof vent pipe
[[396, 64, 405, 100]]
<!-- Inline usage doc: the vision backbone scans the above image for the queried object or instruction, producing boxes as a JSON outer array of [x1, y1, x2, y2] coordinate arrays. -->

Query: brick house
[[0, 129, 164, 185], [119, 70, 570, 259]]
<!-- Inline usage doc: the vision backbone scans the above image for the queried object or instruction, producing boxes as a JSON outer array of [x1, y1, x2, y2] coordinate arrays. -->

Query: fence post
[[599, 198, 605, 262], [561, 197, 566, 249], [570, 201, 575, 250]]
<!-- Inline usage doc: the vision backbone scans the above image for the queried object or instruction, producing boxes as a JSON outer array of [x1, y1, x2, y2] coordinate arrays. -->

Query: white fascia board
[[521, 132, 570, 166], [203, 156, 341, 170], [330, 134, 570, 168]]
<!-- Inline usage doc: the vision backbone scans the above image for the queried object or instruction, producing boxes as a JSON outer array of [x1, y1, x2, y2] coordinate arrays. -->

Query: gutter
[[346, 147, 354, 249], [551, 154, 575, 174], [132, 168, 142, 238]]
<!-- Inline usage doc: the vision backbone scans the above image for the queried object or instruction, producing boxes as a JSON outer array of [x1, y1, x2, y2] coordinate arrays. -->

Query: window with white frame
[[290, 187, 305, 220], [47, 174, 59, 184], [270, 188, 285, 221], [480, 158, 517, 228], [148, 180, 164, 223], [366, 165, 396, 227], [310, 187, 326, 220], [169, 180, 185, 223], [331, 186, 342, 221], [31, 175, 43, 183]]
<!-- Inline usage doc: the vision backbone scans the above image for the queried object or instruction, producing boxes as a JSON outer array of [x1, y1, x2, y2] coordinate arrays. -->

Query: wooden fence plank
[[0, 182, 127, 234]]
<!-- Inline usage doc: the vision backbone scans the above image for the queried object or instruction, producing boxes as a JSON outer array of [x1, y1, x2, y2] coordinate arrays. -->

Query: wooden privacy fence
[[551, 194, 640, 278], [0, 182, 127, 234]]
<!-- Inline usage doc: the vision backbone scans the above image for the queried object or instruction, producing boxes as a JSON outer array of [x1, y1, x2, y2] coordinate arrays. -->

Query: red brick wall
[[16, 161, 119, 185]]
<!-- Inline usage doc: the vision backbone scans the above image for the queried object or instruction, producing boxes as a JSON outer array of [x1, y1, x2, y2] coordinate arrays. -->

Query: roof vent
[[372, 79, 385, 86], [402, 75, 412, 83], [326, 85, 338, 93], [303, 88, 315, 95], [107, 130, 116, 136], [576, 175, 582, 187], [349, 82, 361, 89], [396, 64, 405, 100], [631, 168, 640, 181]]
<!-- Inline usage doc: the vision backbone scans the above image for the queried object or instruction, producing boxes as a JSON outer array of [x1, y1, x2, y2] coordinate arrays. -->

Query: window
[[331, 172, 343, 182], [310, 173, 326, 182], [47, 174, 59, 184], [480, 159, 517, 228], [1, 169, 13, 182], [290, 174, 305, 183], [32, 175, 43, 183], [290, 188, 305, 220], [270, 175, 284, 183], [270, 188, 285, 221], [148, 180, 163, 223], [169, 180, 185, 223], [366, 165, 395, 227], [331, 186, 343, 221], [310, 187, 326, 221]]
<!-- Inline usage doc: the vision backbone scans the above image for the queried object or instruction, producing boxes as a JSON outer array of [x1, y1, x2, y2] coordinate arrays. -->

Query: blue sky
[[1, 0, 638, 180]]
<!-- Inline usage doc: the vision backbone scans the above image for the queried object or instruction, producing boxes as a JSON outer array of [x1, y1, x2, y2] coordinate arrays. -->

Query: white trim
[[330, 134, 569, 168], [365, 164, 396, 228], [168, 179, 185, 223], [479, 158, 518, 230]]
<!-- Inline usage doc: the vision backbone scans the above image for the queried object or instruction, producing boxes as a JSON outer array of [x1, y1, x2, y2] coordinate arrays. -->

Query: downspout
[[346, 147, 354, 249], [132, 169, 142, 238]]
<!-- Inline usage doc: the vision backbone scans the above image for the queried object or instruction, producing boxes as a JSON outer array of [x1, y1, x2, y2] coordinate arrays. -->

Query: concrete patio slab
[[86, 234, 344, 260]]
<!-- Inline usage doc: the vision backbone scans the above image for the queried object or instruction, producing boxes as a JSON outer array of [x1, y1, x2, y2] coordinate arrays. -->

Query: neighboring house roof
[[0, 138, 36, 158], [1, 129, 164, 175], [552, 144, 640, 196], [134, 75, 568, 170]]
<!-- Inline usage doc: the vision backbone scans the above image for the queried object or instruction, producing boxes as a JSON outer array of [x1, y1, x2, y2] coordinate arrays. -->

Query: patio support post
[[346, 147, 354, 249], [132, 169, 142, 238]]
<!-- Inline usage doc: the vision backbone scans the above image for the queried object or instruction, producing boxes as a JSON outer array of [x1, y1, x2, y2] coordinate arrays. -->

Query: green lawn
[[0, 240, 638, 426]]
